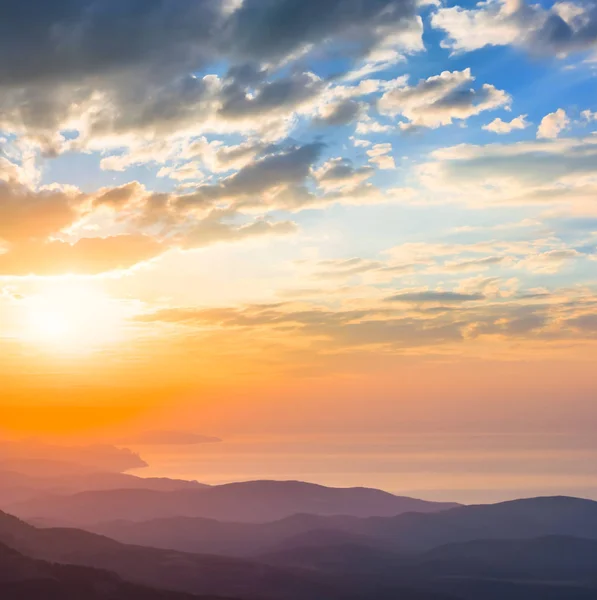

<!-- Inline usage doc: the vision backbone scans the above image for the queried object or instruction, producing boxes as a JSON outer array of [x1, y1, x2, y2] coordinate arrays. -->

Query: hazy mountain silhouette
[[261, 533, 597, 581], [0, 469, 208, 509], [358, 495, 597, 551], [255, 532, 597, 599], [0, 541, 222, 600], [428, 579, 597, 600], [8, 480, 458, 525], [0, 510, 453, 600], [89, 516, 379, 556], [3, 501, 597, 600], [419, 535, 597, 581], [256, 496, 597, 554], [84, 496, 597, 557]]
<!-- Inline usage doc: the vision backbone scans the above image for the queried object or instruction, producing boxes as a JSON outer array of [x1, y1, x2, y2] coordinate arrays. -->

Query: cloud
[[415, 135, 597, 206], [0, 180, 82, 243], [0, 168, 301, 275], [384, 238, 589, 276], [314, 159, 375, 191], [0, 1, 224, 87], [0, 235, 162, 276], [224, 0, 421, 64], [537, 108, 570, 139], [218, 70, 324, 120], [483, 114, 529, 134], [0, 0, 423, 153], [94, 182, 145, 208], [178, 143, 325, 210], [568, 314, 597, 332], [367, 143, 396, 169], [378, 69, 510, 129], [386, 290, 485, 303], [431, 0, 597, 57], [129, 431, 222, 446], [309, 257, 414, 281], [179, 210, 298, 249], [135, 285, 597, 358], [135, 302, 467, 350], [158, 163, 205, 182], [514, 248, 581, 274], [312, 99, 363, 127]]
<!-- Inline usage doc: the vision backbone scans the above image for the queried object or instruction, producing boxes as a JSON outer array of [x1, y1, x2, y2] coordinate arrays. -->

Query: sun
[[21, 282, 129, 354]]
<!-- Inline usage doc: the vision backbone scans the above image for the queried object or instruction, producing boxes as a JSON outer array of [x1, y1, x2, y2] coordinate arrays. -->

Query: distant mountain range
[[80, 494, 597, 556], [3, 464, 597, 600], [0, 469, 208, 507], [0, 541, 216, 600], [2, 493, 597, 600], [0, 509, 455, 600], [7, 480, 459, 524]]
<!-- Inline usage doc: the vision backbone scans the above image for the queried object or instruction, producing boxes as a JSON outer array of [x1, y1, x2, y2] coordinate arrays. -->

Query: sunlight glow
[[21, 283, 128, 354]]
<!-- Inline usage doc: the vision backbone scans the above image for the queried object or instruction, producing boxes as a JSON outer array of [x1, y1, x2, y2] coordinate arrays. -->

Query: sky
[[1, 0, 597, 502]]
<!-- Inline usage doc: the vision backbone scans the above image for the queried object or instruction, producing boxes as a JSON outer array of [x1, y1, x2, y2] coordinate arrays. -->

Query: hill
[[0, 510, 452, 600], [0, 469, 207, 508], [86, 495, 597, 557], [8, 480, 458, 524], [0, 541, 224, 600]]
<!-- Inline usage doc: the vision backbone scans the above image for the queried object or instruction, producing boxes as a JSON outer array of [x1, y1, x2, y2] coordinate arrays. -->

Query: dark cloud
[[315, 158, 374, 190], [224, 0, 419, 63], [0, 0, 223, 87], [94, 182, 144, 208], [527, 2, 597, 55], [568, 314, 597, 332], [0, 0, 421, 147], [219, 71, 324, 119], [386, 291, 485, 303], [312, 99, 363, 127], [180, 143, 325, 208], [443, 256, 509, 272]]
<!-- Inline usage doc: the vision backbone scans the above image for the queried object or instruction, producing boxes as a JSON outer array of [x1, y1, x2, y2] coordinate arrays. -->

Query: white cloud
[[367, 144, 396, 170], [537, 109, 569, 139], [378, 68, 510, 129], [483, 114, 529, 134], [432, 0, 597, 57], [415, 135, 597, 208]]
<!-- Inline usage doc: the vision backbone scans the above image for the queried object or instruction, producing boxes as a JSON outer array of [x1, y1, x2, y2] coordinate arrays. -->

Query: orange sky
[[1, 0, 597, 501]]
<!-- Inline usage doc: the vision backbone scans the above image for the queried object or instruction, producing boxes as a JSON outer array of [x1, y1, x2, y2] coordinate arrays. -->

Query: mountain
[[419, 535, 597, 582], [360, 495, 597, 551], [0, 510, 452, 600], [263, 534, 597, 582], [0, 541, 220, 600], [86, 495, 597, 558], [8, 480, 458, 525], [431, 579, 597, 600], [89, 515, 372, 556], [0, 469, 208, 509], [3, 503, 597, 600], [257, 533, 597, 600]]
